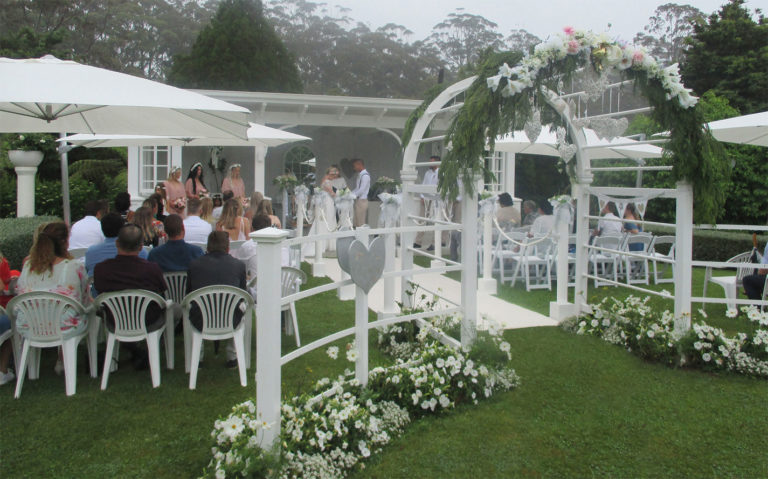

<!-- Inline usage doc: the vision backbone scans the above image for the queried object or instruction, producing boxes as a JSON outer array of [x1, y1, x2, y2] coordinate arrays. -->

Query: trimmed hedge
[[649, 226, 762, 262], [0, 216, 60, 270]]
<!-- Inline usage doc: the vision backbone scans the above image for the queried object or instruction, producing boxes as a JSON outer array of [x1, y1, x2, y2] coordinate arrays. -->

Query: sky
[[325, 0, 764, 42]]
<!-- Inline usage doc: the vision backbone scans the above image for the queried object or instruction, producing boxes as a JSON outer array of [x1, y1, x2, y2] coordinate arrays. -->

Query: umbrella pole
[[59, 132, 72, 225]]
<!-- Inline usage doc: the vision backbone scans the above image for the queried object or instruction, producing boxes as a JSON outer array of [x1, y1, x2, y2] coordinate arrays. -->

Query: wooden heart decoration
[[347, 237, 385, 294], [336, 231, 355, 274]]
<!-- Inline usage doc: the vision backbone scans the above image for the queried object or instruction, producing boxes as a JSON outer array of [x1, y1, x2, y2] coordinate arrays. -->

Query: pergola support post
[[674, 181, 693, 334]]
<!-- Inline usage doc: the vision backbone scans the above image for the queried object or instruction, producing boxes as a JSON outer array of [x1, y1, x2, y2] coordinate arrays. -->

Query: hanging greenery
[[429, 28, 727, 224]]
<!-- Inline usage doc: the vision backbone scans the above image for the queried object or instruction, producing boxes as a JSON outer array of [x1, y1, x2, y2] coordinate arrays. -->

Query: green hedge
[[649, 226, 761, 262], [0, 216, 60, 270]]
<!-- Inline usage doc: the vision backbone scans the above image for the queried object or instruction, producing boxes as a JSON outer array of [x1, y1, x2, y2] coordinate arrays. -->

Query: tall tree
[[427, 10, 504, 72], [0, 0, 215, 80], [633, 3, 705, 66], [506, 29, 541, 54], [681, 0, 768, 114], [169, 0, 302, 92], [265, 0, 440, 98]]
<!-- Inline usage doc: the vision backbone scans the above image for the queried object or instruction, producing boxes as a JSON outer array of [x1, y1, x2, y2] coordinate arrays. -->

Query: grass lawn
[[1, 263, 766, 477]]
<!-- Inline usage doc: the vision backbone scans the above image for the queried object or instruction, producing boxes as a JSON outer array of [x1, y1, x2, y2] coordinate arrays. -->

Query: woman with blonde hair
[[244, 191, 264, 223], [216, 198, 251, 241], [200, 196, 216, 227], [222, 163, 246, 200], [163, 166, 186, 215], [257, 198, 281, 228], [133, 206, 164, 247], [16, 222, 91, 373]]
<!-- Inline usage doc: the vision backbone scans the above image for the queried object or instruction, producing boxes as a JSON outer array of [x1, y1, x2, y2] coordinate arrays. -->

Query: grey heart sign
[[347, 237, 385, 294], [336, 233, 355, 274]]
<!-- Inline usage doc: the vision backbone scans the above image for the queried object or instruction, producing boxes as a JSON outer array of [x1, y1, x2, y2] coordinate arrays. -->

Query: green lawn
[[1, 263, 766, 478]]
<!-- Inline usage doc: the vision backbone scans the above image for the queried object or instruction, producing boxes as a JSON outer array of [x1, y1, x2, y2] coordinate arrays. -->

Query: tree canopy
[[168, 0, 302, 92], [681, 0, 768, 114]]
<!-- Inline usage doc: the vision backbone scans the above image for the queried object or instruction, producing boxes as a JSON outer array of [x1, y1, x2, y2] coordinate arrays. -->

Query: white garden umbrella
[[59, 123, 310, 148], [707, 111, 768, 147], [0, 55, 250, 138], [494, 127, 560, 156]]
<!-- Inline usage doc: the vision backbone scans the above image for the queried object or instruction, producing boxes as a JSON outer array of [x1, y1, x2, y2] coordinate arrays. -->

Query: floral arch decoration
[[436, 28, 727, 224]]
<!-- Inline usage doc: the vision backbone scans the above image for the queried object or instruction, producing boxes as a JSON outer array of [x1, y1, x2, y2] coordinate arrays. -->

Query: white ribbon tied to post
[[478, 194, 499, 218], [378, 192, 402, 227], [335, 190, 356, 228], [549, 195, 573, 236], [294, 185, 310, 218]]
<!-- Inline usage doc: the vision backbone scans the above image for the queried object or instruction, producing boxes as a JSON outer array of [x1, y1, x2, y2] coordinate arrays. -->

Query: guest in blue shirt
[[148, 214, 204, 272], [85, 212, 148, 279]]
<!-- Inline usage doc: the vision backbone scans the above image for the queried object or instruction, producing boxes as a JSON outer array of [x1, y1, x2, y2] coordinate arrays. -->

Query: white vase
[[8, 150, 44, 217], [8, 149, 44, 168]]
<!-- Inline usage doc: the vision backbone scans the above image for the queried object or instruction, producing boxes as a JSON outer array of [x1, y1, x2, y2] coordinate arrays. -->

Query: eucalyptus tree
[[633, 3, 705, 66], [427, 9, 505, 72]]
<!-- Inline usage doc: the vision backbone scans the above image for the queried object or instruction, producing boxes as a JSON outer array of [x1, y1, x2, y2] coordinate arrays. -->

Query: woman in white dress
[[320, 166, 341, 236]]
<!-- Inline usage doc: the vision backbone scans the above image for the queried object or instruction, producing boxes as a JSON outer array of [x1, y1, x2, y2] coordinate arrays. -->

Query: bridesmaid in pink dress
[[163, 167, 186, 216], [221, 163, 246, 201], [185, 162, 208, 200]]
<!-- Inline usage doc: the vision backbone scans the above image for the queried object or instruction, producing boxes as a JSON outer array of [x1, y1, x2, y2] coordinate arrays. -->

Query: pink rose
[[567, 40, 580, 54], [563, 26, 575, 36]]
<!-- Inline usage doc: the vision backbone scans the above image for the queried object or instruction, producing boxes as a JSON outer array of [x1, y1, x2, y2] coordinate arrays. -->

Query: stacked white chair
[[702, 251, 756, 311], [282, 266, 307, 347], [649, 235, 676, 284]]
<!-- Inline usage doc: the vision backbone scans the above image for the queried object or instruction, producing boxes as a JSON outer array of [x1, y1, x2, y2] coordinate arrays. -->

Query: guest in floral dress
[[16, 222, 91, 339], [134, 206, 165, 247], [163, 167, 186, 216]]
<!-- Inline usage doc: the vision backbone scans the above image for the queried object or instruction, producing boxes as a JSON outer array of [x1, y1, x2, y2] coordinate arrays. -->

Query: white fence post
[[478, 207, 497, 293], [399, 169, 418, 310], [674, 181, 693, 334], [251, 227, 289, 449], [312, 200, 325, 277], [460, 182, 478, 349], [354, 226, 370, 385], [550, 202, 575, 321], [573, 182, 591, 314], [380, 225, 398, 318]]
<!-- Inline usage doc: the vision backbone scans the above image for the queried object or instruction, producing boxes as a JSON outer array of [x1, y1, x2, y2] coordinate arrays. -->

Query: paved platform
[[307, 255, 558, 331]]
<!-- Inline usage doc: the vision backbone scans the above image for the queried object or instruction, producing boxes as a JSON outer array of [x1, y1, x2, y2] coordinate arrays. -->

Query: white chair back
[[68, 248, 88, 260], [163, 272, 188, 304], [96, 289, 166, 337], [281, 266, 307, 298], [8, 292, 86, 343], [182, 285, 254, 335]]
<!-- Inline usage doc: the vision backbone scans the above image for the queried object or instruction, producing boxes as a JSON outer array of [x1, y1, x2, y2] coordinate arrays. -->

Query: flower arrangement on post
[[371, 176, 401, 196], [273, 173, 299, 192]]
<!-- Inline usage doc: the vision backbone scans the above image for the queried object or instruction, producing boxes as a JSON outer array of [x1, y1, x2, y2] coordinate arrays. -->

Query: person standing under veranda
[[164, 167, 186, 216], [351, 158, 370, 227], [221, 164, 245, 202], [185, 162, 208, 201]]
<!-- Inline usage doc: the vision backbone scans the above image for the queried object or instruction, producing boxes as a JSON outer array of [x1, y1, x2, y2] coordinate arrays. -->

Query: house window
[[484, 151, 504, 193], [140, 146, 171, 195]]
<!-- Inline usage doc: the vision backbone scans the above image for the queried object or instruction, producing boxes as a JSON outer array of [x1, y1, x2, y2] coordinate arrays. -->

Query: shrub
[[0, 175, 100, 221], [0, 216, 60, 269], [649, 226, 758, 262]]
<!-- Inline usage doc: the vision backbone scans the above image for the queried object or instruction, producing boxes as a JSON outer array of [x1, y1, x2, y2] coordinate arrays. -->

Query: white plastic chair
[[493, 232, 527, 285], [282, 266, 307, 347], [182, 285, 254, 389], [7, 292, 92, 398], [68, 248, 88, 260], [623, 233, 653, 285], [649, 235, 675, 284], [0, 305, 20, 382], [702, 251, 755, 311], [95, 290, 170, 390], [590, 235, 621, 287], [162, 272, 188, 370], [519, 237, 554, 291]]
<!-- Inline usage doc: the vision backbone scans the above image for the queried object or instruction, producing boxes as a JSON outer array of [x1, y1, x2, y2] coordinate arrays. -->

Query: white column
[[59, 133, 71, 225], [460, 181, 478, 349], [674, 181, 693, 334], [9, 150, 44, 218], [399, 169, 418, 310], [379, 224, 398, 318], [504, 152, 516, 197], [478, 208, 497, 293], [252, 227, 289, 449], [549, 203, 576, 321], [354, 227, 370, 386], [573, 181, 592, 314], [253, 145, 267, 194], [312, 199, 326, 277]]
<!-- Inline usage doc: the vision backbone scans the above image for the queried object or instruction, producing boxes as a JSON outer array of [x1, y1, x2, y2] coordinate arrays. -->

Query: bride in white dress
[[320, 166, 344, 252]]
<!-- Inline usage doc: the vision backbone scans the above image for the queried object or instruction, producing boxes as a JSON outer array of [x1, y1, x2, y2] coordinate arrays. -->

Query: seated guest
[[217, 198, 250, 241], [521, 200, 539, 227], [623, 203, 644, 252], [0, 251, 16, 385], [94, 224, 167, 369], [114, 192, 134, 222], [213, 191, 234, 220], [743, 241, 768, 302], [496, 193, 521, 229], [182, 198, 212, 244], [134, 206, 165, 247], [69, 199, 108, 249], [17, 222, 91, 374], [593, 201, 622, 237], [530, 202, 554, 236], [142, 197, 168, 242], [187, 231, 247, 368], [256, 198, 281, 228], [200, 197, 216, 227], [85, 212, 148, 281], [148, 214, 204, 272]]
